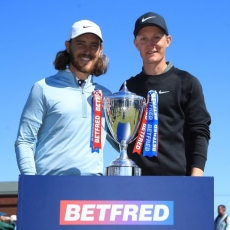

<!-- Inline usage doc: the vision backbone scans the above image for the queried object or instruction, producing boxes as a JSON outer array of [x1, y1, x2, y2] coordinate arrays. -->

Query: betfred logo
[[60, 200, 173, 225]]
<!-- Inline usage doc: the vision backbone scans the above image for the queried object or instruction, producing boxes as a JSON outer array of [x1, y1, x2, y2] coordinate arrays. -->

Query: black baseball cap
[[133, 12, 168, 37]]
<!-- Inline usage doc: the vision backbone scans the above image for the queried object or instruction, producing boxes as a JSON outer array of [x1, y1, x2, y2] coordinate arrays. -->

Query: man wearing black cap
[[121, 12, 211, 176]]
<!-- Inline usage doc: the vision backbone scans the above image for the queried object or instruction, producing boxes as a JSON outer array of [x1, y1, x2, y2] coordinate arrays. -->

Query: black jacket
[[124, 66, 211, 175]]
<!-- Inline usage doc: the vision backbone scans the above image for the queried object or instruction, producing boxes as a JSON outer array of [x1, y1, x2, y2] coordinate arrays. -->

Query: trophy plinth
[[103, 82, 145, 176]]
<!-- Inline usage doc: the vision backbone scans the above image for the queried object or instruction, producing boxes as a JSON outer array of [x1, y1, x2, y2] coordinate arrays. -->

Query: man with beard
[[15, 20, 112, 176]]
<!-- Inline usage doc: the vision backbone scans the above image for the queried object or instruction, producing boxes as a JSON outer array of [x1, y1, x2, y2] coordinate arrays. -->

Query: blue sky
[[1, 0, 230, 217]]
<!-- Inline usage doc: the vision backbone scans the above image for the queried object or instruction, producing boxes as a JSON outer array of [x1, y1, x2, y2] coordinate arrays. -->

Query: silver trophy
[[103, 82, 146, 176]]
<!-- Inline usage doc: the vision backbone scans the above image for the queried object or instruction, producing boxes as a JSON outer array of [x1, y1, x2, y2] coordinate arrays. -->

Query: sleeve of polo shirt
[[15, 83, 45, 175]]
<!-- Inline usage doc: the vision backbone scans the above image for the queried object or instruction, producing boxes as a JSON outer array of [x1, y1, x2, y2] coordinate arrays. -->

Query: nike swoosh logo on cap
[[142, 16, 156, 22], [83, 25, 92, 28], [159, 90, 169, 94]]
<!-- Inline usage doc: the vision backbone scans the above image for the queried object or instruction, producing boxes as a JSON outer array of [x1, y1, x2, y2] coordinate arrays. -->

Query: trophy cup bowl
[[103, 82, 146, 176]]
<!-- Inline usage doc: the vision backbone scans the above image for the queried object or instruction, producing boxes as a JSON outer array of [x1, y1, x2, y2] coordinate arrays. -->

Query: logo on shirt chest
[[159, 90, 170, 94]]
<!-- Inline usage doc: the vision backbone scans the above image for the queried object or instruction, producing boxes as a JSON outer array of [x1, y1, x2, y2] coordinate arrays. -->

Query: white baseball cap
[[68, 20, 103, 42], [10, 215, 17, 221]]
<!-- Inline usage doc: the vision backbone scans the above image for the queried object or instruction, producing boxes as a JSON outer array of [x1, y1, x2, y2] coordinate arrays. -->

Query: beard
[[69, 49, 99, 74]]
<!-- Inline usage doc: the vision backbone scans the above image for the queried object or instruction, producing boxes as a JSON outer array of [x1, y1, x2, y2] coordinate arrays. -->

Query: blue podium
[[16, 175, 214, 229]]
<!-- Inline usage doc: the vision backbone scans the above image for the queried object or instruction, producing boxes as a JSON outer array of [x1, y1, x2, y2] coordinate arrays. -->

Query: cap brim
[[134, 24, 168, 36]]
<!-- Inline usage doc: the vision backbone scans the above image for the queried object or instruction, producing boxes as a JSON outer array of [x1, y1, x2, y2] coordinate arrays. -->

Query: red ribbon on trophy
[[132, 105, 148, 155], [91, 90, 102, 152]]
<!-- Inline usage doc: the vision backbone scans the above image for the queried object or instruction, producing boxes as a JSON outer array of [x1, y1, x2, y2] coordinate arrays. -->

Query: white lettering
[[123, 205, 138, 221], [110, 205, 123, 221], [139, 205, 153, 221], [94, 115, 101, 143], [81, 204, 95, 221], [62, 202, 172, 224], [96, 204, 111, 221], [95, 96, 101, 111], [153, 205, 169, 221], [64, 204, 80, 221]]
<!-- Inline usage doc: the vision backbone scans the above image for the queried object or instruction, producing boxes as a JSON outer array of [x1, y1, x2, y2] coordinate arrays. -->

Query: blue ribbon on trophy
[[143, 90, 159, 157]]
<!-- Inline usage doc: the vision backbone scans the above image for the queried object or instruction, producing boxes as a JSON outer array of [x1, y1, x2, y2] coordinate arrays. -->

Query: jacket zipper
[[81, 87, 87, 118]]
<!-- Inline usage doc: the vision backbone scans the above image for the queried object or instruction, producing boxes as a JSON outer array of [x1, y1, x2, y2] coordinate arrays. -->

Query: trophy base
[[105, 165, 141, 176]]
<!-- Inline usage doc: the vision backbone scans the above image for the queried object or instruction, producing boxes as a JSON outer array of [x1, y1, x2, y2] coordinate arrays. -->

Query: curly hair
[[53, 48, 109, 76]]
